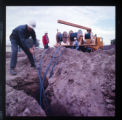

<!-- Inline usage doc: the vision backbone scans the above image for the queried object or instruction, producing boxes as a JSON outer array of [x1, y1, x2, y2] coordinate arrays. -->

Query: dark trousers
[[10, 37, 35, 69], [44, 44, 49, 49]]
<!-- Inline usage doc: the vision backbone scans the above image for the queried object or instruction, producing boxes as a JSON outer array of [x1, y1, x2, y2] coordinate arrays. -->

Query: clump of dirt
[[6, 46, 115, 116], [6, 85, 46, 116]]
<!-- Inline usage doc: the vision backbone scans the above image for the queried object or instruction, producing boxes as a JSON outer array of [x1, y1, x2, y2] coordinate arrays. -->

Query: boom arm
[[57, 20, 92, 31]]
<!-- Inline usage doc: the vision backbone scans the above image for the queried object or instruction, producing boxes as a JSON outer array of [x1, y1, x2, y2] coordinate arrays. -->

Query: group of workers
[[9, 21, 94, 75], [73, 29, 94, 50], [56, 29, 94, 50], [9, 21, 49, 75]]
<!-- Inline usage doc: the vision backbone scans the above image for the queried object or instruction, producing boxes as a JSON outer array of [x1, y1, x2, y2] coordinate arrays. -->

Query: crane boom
[[57, 20, 92, 31]]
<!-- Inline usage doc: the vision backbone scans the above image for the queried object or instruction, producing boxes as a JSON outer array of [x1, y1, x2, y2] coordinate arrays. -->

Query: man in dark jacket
[[9, 21, 37, 75]]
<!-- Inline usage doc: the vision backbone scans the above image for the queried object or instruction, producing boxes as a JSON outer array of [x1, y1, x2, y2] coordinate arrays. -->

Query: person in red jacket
[[42, 32, 49, 49]]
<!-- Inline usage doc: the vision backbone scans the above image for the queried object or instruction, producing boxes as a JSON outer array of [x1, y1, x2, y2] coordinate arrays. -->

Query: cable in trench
[[33, 46, 65, 115]]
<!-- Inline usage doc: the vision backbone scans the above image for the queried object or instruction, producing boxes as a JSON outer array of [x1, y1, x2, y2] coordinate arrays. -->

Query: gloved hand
[[29, 46, 35, 54]]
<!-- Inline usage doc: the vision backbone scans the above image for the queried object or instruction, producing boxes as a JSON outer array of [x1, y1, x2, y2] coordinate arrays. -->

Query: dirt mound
[[6, 46, 115, 116], [6, 85, 46, 116], [103, 45, 115, 50]]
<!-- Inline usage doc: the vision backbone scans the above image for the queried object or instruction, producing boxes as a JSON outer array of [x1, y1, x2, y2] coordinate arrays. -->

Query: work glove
[[29, 45, 35, 54]]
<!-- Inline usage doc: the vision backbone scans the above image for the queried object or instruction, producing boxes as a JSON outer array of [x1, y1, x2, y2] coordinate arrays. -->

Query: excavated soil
[[6, 46, 115, 116]]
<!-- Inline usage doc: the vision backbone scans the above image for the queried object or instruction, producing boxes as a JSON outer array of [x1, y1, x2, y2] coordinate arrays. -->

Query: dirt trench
[[6, 47, 69, 116], [7, 76, 70, 116]]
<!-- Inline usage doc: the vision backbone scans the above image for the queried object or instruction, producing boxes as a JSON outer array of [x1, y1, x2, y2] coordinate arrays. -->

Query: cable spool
[[68, 30, 73, 45], [62, 31, 68, 43], [56, 32, 62, 43], [77, 29, 83, 40], [77, 29, 83, 45]]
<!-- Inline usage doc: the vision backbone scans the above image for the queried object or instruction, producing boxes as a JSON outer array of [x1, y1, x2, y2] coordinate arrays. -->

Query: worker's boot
[[10, 68, 17, 75]]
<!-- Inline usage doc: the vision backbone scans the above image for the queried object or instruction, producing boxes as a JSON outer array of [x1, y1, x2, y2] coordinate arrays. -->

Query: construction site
[[6, 20, 115, 116]]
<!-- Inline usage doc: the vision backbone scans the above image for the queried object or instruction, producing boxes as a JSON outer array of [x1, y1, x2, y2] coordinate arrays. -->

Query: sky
[[6, 6, 115, 48]]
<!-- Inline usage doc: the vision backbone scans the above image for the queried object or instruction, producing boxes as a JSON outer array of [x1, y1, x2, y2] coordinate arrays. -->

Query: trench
[[13, 76, 70, 116]]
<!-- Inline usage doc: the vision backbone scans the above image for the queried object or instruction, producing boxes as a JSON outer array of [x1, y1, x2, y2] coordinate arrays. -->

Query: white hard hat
[[28, 20, 36, 29]]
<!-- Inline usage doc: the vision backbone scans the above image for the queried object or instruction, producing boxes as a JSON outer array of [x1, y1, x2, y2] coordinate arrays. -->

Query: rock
[[106, 104, 115, 110], [105, 99, 113, 104], [22, 108, 31, 116], [111, 85, 115, 92], [109, 91, 115, 98]]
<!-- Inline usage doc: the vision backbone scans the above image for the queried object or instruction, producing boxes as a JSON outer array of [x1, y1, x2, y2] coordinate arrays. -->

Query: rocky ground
[[6, 46, 115, 116]]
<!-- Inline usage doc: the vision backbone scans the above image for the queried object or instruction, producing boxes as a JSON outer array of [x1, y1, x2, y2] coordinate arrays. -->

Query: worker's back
[[57, 33, 62, 41], [70, 32, 77, 41], [10, 24, 36, 42], [85, 32, 91, 39]]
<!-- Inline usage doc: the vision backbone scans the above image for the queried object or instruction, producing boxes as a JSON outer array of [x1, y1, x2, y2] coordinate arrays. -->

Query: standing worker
[[42, 32, 49, 49], [84, 29, 94, 41], [9, 21, 37, 75], [73, 38, 79, 50]]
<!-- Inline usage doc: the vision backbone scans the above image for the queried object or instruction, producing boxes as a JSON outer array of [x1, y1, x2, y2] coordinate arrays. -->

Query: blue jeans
[[10, 37, 35, 69], [75, 43, 79, 50], [76, 46, 79, 50]]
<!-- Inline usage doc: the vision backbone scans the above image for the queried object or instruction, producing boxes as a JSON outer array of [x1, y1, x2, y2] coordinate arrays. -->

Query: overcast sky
[[6, 6, 115, 48]]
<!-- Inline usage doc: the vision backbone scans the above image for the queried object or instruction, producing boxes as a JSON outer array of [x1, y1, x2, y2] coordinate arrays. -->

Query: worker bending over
[[9, 21, 37, 75]]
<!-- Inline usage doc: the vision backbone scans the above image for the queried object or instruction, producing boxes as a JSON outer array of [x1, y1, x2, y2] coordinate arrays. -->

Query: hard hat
[[28, 20, 36, 29]]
